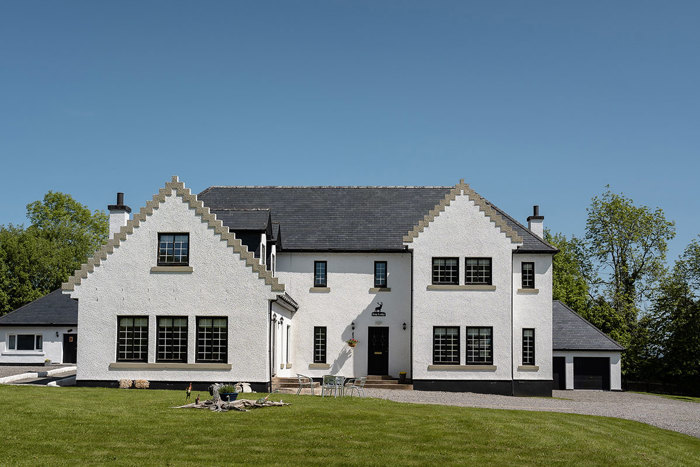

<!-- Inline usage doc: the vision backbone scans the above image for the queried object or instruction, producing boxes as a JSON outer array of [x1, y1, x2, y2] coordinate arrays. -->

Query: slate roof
[[0, 290, 78, 326], [210, 209, 271, 231], [198, 186, 557, 253], [552, 300, 624, 351]]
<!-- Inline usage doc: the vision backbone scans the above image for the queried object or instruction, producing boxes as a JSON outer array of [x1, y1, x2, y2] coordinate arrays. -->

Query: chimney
[[107, 192, 131, 238], [527, 205, 544, 239]]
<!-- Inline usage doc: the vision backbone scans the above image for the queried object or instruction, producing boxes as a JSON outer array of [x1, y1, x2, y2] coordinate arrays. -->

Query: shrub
[[118, 379, 133, 389], [219, 384, 237, 394]]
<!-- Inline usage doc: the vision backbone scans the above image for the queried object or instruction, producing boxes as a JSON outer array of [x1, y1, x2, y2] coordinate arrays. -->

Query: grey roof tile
[[553, 300, 624, 351], [0, 290, 78, 326], [198, 186, 557, 253], [210, 209, 270, 231]]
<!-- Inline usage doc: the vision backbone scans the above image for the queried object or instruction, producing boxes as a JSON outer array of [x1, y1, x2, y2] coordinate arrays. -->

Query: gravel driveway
[[365, 388, 700, 438]]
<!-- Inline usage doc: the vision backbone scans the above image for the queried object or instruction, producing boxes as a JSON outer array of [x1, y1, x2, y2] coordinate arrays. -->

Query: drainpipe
[[268, 300, 273, 392], [409, 247, 414, 382], [510, 252, 514, 395]]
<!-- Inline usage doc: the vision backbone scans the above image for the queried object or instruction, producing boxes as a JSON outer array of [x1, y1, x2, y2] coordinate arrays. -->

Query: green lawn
[[632, 391, 700, 403], [1, 386, 698, 466]]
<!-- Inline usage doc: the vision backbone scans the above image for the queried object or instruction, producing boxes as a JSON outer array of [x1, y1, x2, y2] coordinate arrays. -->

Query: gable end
[[62, 176, 285, 293]]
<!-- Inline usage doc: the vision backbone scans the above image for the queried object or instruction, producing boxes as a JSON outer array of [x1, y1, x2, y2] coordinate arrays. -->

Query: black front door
[[553, 357, 566, 390], [63, 334, 77, 364], [367, 327, 389, 375]]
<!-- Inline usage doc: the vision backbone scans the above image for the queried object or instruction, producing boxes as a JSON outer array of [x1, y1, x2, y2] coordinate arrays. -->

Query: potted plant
[[346, 338, 358, 348], [219, 384, 239, 402], [44, 358, 51, 367], [398, 371, 407, 384]]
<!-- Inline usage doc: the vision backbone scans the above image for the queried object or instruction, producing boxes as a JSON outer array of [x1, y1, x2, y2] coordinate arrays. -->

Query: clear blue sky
[[1, 1, 698, 262]]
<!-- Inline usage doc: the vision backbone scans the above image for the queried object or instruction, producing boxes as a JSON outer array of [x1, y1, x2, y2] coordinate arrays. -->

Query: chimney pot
[[116, 192, 124, 205], [533, 205, 539, 217]]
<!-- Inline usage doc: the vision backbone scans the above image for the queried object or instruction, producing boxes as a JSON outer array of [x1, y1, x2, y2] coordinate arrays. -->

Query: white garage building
[[552, 300, 624, 391]]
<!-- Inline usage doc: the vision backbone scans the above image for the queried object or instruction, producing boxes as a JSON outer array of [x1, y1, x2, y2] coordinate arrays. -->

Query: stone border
[[403, 180, 523, 244], [427, 285, 497, 291], [108, 362, 231, 370], [427, 364, 498, 371], [62, 176, 285, 293]]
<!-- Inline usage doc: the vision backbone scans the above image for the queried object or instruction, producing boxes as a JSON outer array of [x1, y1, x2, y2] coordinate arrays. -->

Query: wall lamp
[[402, 322, 407, 331], [351, 322, 355, 331]]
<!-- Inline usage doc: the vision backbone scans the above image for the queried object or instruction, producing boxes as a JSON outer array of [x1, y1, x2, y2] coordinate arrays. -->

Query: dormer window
[[158, 233, 189, 266]]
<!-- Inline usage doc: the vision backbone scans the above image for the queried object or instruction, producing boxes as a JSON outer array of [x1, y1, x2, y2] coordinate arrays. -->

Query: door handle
[[374, 352, 382, 355]]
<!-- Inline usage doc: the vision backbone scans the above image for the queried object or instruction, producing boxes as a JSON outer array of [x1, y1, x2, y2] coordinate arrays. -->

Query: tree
[[0, 192, 108, 314], [545, 230, 592, 316], [645, 238, 700, 385], [586, 188, 676, 325]]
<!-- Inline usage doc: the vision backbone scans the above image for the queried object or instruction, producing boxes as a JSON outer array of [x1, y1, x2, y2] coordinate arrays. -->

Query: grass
[[1, 386, 698, 466], [632, 391, 700, 403]]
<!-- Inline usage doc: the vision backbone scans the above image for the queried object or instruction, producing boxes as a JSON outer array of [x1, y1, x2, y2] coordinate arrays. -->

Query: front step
[[271, 375, 413, 392]]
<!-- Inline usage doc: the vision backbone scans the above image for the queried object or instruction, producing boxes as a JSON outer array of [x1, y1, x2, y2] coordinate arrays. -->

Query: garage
[[573, 357, 610, 390], [552, 301, 624, 391]]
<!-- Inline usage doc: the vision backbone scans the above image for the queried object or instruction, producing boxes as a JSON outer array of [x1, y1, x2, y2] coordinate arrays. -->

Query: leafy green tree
[[0, 192, 108, 314], [645, 238, 700, 385], [545, 231, 592, 316], [585, 188, 676, 326]]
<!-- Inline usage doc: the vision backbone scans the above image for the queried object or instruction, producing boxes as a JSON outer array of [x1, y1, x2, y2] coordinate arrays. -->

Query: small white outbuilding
[[0, 290, 78, 365]]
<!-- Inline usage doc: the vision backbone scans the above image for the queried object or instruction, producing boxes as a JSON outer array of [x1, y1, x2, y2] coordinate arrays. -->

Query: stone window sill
[[309, 287, 330, 293], [517, 288, 539, 294], [369, 287, 391, 293], [428, 364, 497, 371], [150, 266, 193, 273], [517, 365, 539, 372], [427, 285, 496, 291], [109, 362, 230, 370], [1, 351, 45, 357], [309, 363, 330, 369]]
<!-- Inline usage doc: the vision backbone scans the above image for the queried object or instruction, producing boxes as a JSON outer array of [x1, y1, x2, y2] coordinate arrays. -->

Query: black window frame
[[196, 317, 228, 363], [432, 326, 460, 365], [313, 326, 327, 364], [156, 316, 188, 363], [521, 262, 535, 289], [522, 328, 535, 366], [314, 261, 327, 287], [465, 257, 492, 285], [466, 326, 493, 365], [157, 232, 190, 266], [432, 257, 459, 285], [116, 316, 149, 362], [374, 261, 388, 288]]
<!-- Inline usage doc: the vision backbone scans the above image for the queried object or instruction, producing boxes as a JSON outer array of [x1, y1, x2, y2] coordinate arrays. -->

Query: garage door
[[553, 357, 566, 390], [574, 357, 610, 390]]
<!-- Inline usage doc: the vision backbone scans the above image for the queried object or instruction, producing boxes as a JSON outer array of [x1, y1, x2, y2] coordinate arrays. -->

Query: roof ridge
[[63, 176, 285, 293], [210, 208, 271, 212], [554, 300, 625, 350], [201, 185, 453, 190]]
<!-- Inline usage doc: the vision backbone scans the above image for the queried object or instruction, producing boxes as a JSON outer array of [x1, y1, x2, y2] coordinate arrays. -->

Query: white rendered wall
[[411, 194, 518, 382], [0, 327, 75, 364], [66, 190, 277, 384], [553, 350, 622, 391], [109, 211, 129, 238], [512, 255, 553, 381], [275, 252, 411, 378]]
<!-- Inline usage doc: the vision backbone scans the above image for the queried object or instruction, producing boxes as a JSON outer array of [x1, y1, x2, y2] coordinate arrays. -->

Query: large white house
[[59, 176, 621, 395]]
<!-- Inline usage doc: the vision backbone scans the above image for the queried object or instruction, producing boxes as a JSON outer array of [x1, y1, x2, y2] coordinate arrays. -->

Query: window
[[374, 261, 388, 288], [522, 329, 535, 365], [432, 257, 459, 285], [286, 325, 290, 363], [314, 261, 327, 287], [433, 327, 460, 364], [466, 327, 493, 364], [271, 254, 276, 277], [465, 258, 492, 285], [117, 317, 149, 362], [157, 317, 188, 363], [261, 243, 266, 266], [313, 326, 326, 363], [158, 233, 189, 266], [8, 334, 42, 351], [522, 262, 535, 289], [196, 317, 227, 363]]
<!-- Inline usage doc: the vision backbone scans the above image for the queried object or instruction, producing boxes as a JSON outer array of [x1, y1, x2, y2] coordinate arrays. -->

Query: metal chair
[[345, 376, 367, 397], [321, 375, 346, 398], [296, 374, 315, 395]]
